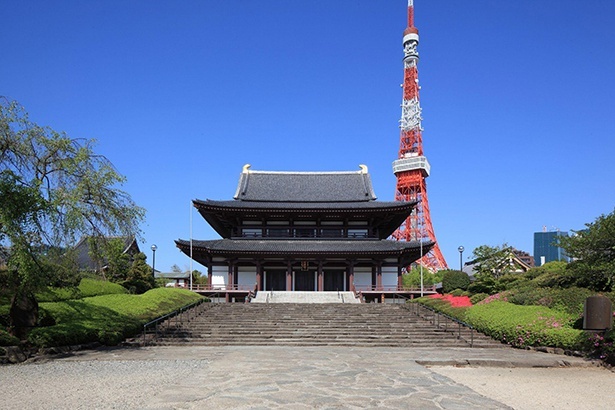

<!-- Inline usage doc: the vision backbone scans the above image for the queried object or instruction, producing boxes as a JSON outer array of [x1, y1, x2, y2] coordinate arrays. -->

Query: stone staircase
[[148, 302, 504, 348]]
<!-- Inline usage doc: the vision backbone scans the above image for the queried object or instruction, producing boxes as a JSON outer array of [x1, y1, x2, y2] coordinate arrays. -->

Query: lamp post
[[458, 246, 464, 272], [151, 244, 157, 280]]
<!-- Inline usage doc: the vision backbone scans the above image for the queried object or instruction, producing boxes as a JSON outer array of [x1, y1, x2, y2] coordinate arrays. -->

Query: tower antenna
[[392, 0, 448, 270]]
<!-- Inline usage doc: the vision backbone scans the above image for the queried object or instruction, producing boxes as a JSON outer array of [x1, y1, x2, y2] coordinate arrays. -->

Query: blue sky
[[2, 1, 614, 272]]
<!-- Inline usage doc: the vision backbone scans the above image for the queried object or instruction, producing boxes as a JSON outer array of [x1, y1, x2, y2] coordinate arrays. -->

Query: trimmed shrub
[[533, 270, 577, 288], [413, 295, 471, 321], [0, 328, 20, 346], [497, 274, 532, 291], [27, 288, 203, 348], [470, 293, 489, 305], [442, 270, 471, 293], [78, 278, 128, 297], [35, 278, 128, 303], [465, 301, 583, 349]]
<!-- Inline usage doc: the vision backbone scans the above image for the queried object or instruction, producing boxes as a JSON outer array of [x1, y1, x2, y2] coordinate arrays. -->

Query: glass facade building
[[533, 231, 569, 266]]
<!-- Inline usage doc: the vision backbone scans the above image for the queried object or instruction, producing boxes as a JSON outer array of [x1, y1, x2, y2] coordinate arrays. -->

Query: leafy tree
[[471, 243, 518, 279], [98, 237, 131, 282], [441, 270, 471, 293], [558, 209, 615, 291], [0, 99, 144, 337], [192, 269, 207, 285], [401, 266, 442, 288], [122, 252, 154, 294]]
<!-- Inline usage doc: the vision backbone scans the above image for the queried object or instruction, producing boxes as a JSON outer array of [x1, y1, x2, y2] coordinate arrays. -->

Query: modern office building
[[533, 230, 569, 266]]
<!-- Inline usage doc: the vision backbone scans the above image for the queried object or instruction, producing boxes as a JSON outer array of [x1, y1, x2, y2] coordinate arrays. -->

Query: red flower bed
[[429, 294, 472, 308]]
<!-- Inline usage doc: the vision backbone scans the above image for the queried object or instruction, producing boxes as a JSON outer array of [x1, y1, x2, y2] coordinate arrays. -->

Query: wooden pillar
[[233, 264, 239, 289], [207, 263, 212, 288], [256, 261, 262, 291], [227, 261, 234, 289], [376, 260, 383, 291], [286, 260, 293, 291], [348, 260, 355, 292], [317, 260, 323, 291], [397, 263, 403, 291], [227, 260, 234, 303], [371, 264, 377, 291]]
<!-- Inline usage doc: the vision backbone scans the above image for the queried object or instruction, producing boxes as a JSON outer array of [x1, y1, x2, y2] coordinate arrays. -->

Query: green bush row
[[465, 301, 584, 349], [27, 288, 203, 348], [36, 278, 128, 303], [412, 297, 469, 321]]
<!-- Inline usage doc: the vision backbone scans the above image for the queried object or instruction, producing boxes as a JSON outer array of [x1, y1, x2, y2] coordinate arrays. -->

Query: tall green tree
[[558, 209, 615, 291], [0, 99, 145, 337], [471, 243, 517, 279], [123, 252, 154, 294]]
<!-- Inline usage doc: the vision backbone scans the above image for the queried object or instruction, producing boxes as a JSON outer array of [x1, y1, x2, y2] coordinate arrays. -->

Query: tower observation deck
[[391, 0, 448, 270]]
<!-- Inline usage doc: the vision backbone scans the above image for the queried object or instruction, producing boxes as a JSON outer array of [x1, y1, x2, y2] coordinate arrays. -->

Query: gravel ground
[[431, 367, 615, 410], [1, 346, 613, 409], [0, 359, 202, 410]]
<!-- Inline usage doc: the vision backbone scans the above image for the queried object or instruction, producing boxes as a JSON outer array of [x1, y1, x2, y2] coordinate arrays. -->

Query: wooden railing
[[168, 284, 256, 292], [405, 302, 476, 347], [353, 285, 437, 292]]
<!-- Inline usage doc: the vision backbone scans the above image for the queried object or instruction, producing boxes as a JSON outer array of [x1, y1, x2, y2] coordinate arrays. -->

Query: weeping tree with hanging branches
[[0, 99, 145, 339]]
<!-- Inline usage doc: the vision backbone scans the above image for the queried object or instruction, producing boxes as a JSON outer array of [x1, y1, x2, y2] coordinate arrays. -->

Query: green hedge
[[465, 301, 584, 349], [36, 278, 128, 303], [27, 288, 202, 348], [411, 297, 469, 321]]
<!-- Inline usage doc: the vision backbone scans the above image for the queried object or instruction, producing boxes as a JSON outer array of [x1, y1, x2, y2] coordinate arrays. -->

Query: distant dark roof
[[155, 271, 190, 280], [176, 238, 433, 266], [74, 236, 140, 271], [233, 164, 376, 203]]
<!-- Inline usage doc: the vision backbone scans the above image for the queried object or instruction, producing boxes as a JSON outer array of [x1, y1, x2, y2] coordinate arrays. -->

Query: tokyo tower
[[391, 0, 448, 270]]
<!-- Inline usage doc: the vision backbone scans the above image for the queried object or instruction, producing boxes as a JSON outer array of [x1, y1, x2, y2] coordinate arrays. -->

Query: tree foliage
[[471, 243, 518, 279], [558, 209, 615, 291], [441, 270, 471, 293], [401, 266, 443, 288], [0, 99, 145, 336], [122, 252, 154, 294]]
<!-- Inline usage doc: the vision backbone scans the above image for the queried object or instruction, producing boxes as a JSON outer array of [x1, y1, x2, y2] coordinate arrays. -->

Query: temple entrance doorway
[[265, 270, 286, 291], [294, 271, 316, 291], [324, 270, 345, 291]]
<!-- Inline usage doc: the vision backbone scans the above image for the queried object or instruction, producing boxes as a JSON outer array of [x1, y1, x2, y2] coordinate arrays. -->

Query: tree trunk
[[9, 289, 38, 340]]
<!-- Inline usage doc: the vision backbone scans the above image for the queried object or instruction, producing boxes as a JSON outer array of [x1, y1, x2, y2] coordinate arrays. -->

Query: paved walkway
[[2, 345, 614, 409]]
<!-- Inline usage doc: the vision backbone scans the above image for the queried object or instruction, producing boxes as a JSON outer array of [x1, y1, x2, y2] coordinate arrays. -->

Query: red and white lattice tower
[[392, 0, 448, 270]]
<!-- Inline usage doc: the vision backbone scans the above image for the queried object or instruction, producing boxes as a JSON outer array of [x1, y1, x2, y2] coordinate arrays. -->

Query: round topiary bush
[[442, 270, 471, 293]]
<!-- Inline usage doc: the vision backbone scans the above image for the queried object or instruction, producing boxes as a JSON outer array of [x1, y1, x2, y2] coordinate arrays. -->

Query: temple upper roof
[[233, 164, 377, 203]]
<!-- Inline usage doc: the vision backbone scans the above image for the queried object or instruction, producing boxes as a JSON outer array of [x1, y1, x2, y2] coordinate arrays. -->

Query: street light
[[458, 246, 464, 272], [151, 244, 157, 279]]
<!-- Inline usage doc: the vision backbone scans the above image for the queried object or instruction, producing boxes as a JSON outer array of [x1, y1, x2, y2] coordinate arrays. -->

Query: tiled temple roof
[[233, 164, 377, 203], [176, 238, 432, 255]]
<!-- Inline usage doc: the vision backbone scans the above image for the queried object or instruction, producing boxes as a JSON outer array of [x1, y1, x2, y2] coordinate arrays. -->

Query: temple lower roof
[[176, 238, 433, 266]]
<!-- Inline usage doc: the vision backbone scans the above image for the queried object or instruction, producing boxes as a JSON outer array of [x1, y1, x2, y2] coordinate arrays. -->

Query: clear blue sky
[[2, 1, 614, 272]]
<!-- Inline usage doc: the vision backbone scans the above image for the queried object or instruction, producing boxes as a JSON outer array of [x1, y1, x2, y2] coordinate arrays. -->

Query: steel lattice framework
[[391, 0, 448, 270]]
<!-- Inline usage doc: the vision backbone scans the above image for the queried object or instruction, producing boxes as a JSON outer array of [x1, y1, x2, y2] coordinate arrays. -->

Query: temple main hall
[[176, 164, 431, 301]]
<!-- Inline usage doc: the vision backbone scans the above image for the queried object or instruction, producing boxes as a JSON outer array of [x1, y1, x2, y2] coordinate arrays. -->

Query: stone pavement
[[4, 345, 610, 409]]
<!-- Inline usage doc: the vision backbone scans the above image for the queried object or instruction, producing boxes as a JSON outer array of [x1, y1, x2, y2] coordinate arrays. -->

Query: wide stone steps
[[147, 302, 503, 348]]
